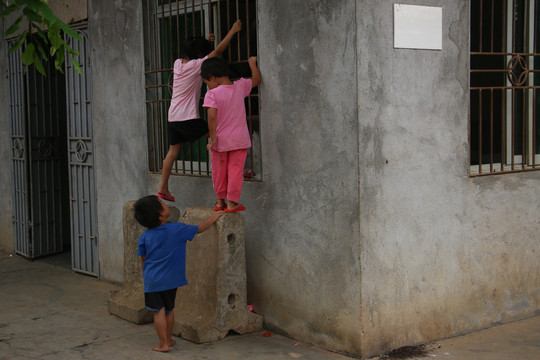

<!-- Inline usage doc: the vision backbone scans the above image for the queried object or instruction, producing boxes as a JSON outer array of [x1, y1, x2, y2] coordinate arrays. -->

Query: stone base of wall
[[109, 202, 262, 343]]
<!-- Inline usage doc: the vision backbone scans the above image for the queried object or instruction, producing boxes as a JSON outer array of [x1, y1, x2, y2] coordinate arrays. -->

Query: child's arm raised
[[197, 210, 225, 233], [248, 56, 261, 88], [208, 20, 242, 58]]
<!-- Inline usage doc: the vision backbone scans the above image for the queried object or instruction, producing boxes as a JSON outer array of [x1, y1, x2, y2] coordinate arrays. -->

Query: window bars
[[470, 0, 540, 175], [143, 0, 260, 179]]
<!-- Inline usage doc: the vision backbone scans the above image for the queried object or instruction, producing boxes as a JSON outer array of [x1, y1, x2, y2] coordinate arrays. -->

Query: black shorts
[[145, 288, 177, 313], [168, 119, 209, 145]]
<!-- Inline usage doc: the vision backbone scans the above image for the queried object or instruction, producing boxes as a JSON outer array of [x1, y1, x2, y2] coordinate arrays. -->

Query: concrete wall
[[358, 0, 540, 358], [254, 0, 362, 355], [49, 0, 87, 24], [88, 0, 148, 282], [0, 20, 14, 253]]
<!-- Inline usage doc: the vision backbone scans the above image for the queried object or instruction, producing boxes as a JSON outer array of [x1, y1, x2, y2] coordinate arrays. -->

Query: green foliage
[[1, 0, 83, 76]]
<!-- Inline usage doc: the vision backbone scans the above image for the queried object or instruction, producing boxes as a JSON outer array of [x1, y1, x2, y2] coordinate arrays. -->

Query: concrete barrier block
[[173, 206, 263, 343]]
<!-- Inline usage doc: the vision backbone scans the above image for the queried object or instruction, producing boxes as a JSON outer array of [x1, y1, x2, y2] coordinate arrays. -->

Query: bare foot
[[214, 199, 226, 210], [152, 345, 170, 352], [169, 339, 176, 346]]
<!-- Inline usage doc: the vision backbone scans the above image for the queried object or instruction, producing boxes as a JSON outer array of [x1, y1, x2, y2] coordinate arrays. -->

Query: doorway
[[8, 25, 99, 277], [8, 42, 70, 261]]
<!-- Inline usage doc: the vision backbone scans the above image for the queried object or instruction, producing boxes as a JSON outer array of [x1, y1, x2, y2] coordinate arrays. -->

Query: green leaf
[[47, 30, 62, 51], [56, 20, 82, 41], [54, 46, 65, 70], [32, 26, 48, 43], [35, 42, 47, 60], [47, 22, 60, 37], [5, 15, 24, 36], [23, 7, 42, 23], [9, 31, 27, 54], [21, 43, 35, 66], [33, 52, 46, 76], [28, 0, 57, 23], [66, 45, 79, 56], [71, 57, 82, 75]]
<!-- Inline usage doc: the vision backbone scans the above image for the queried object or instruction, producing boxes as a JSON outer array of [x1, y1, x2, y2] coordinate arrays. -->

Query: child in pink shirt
[[201, 57, 261, 213], [157, 20, 242, 203]]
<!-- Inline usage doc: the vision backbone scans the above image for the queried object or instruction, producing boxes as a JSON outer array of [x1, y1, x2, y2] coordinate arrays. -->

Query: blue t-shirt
[[137, 222, 199, 293]]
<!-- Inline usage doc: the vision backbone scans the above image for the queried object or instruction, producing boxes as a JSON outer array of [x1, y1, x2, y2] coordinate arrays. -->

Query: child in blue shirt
[[134, 195, 224, 352]]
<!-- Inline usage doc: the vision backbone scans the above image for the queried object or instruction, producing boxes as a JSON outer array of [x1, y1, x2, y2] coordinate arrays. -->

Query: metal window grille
[[143, 0, 260, 179], [470, 0, 540, 175]]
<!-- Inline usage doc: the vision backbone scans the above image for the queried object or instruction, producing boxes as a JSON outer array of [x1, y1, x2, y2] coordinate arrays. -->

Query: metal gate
[[8, 47, 29, 257], [65, 25, 99, 277], [9, 26, 98, 276], [9, 41, 70, 259]]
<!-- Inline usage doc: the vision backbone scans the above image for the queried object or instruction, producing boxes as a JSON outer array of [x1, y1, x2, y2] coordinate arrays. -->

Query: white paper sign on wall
[[393, 4, 442, 50]]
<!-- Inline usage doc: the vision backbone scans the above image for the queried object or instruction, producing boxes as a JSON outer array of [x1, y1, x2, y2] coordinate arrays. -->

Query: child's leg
[[166, 310, 175, 346], [210, 150, 229, 201], [158, 144, 181, 197], [152, 308, 170, 352], [226, 149, 247, 208]]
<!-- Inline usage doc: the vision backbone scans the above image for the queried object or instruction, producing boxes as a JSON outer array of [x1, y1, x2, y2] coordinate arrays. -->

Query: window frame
[[142, 0, 261, 180], [469, 0, 540, 176]]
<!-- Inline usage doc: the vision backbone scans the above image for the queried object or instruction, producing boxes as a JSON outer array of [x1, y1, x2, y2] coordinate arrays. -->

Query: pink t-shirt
[[203, 78, 252, 152], [167, 56, 207, 122]]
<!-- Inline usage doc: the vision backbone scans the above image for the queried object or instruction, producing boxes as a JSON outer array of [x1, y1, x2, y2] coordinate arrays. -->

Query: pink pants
[[210, 149, 247, 203]]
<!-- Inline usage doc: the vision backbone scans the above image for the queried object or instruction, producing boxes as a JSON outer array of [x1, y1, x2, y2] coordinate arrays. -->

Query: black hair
[[201, 57, 229, 80], [184, 36, 213, 60], [134, 195, 163, 228]]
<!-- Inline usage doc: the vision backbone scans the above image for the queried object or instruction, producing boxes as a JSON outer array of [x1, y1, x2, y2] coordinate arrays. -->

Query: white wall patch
[[394, 4, 442, 50]]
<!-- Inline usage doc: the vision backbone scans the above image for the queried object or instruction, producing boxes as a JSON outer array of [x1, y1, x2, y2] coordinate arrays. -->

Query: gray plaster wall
[[0, 20, 14, 253], [358, 0, 540, 357], [88, 0, 148, 282], [254, 0, 361, 354]]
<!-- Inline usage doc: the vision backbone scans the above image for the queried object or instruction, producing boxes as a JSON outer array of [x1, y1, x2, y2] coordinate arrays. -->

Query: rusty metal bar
[[471, 51, 539, 55], [491, 0, 495, 52], [534, 87, 537, 168], [168, 0, 173, 69], [490, 88, 494, 172], [479, 0, 484, 52], [236, 0, 240, 60], [521, 90, 528, 169], [208, 0, 213, 34], [191, 0, 195, 36], [479, 89, 483, 173], [226, 0, 231, 63], [184, 0, 188, 37], [500, 88, 505, 171], [534, 0, 538, 168], [176, 0, 180, 59], [511, 89, 515, 169], [469, 166, 540, 176], [471, 85, 540, 90]]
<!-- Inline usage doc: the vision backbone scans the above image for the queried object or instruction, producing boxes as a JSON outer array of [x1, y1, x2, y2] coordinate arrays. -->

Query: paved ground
[[0, 252, 539, 360]]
